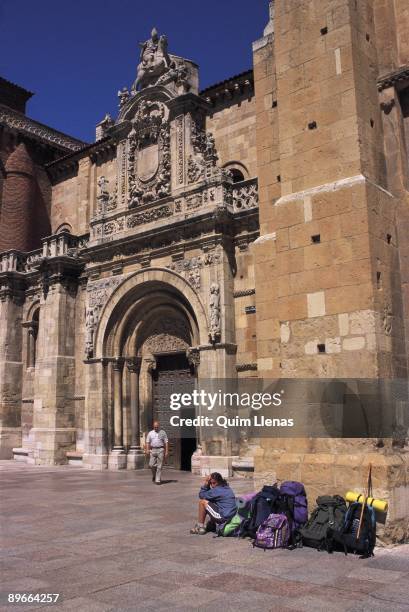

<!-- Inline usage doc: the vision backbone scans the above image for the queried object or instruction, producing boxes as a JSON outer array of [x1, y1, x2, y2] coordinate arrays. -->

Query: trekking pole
[[356, 463, 371, 540]]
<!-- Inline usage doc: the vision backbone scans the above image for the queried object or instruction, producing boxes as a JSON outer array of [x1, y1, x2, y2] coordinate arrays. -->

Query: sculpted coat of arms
[[127, 100, 171, 207]]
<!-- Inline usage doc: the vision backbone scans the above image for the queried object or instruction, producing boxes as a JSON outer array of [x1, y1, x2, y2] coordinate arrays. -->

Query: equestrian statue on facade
[[132, 27, 171, 91]]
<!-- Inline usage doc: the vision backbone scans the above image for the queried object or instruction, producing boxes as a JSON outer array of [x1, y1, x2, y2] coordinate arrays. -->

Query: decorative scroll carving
[[103, 217, 124, 236], [232, 179, 258, 212], [209, 282, 221, 343], [127, 204, 173, 228], [128, 101, 170, 207], [186, 193, 202, 210]]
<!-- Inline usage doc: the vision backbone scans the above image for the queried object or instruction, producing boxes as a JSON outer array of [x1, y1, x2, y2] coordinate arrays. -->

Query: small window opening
[[230, 168, 245, 183]]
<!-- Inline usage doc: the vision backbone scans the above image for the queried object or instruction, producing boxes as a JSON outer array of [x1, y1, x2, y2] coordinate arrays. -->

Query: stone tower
[[252, 0, 409, 542]]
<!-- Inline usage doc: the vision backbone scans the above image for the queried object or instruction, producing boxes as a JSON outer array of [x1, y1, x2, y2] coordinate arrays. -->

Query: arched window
[[222, 162, 249, 183], [230, 168, 245, 183]]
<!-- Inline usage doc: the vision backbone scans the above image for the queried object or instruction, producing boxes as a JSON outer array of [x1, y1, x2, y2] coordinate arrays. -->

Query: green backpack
[[220, 513, 243, 537]]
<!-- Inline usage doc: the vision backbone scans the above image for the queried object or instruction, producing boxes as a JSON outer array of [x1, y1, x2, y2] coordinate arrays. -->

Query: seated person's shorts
[[205, 501, 225, 524]]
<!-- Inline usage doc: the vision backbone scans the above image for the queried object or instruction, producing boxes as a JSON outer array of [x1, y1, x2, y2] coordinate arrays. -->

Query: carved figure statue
[[209, 282, 221, 343], [85, 308, 96, 358], [117, 87, 130, 108], [132, 28, 171, 91], [97, 176, 109, 197]]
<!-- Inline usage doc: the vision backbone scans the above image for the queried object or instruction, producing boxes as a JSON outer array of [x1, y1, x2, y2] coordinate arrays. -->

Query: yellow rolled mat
[[345, 491, 388, 512]]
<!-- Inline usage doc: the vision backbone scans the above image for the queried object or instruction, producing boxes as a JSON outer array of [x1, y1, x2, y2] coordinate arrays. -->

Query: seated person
[[190, 472, 237, 534]]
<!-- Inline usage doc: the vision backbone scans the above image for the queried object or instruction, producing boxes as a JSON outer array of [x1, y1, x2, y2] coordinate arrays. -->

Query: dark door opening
[[152, 353, 196, 471]]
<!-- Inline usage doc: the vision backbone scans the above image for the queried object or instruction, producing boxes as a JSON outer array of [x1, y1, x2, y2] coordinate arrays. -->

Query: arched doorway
[[135, 306, 197, 470], [92, 269, 208, 471]]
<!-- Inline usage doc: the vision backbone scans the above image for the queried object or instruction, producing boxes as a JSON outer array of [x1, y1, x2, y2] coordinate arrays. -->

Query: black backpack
[[299, 495, 347, 552], [239, 485, 280, 539], [331, 502, 376, 558]]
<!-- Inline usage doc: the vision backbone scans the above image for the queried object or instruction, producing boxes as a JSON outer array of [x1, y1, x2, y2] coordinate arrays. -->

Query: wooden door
[[152, 353, 195, 469]]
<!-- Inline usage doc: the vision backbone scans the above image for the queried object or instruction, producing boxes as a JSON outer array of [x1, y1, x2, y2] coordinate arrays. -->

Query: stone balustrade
[[232, 178, 258, 213], [0, 232, 89, 274]]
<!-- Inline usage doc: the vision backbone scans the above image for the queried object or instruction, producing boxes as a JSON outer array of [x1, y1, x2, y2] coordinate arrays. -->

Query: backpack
[[279, 480, 308, 532], [219, 513, 243, 537], [299, 495, 347, 552], [331, 502, 376, 558], [239, 485, 280, 539], [253, 513, 291, 550]]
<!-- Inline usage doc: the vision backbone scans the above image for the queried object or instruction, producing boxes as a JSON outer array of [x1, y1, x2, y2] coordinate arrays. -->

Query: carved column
[[126, 357, 144, 469], [112, 358, 124, 451], [127, 357, 142, 450]]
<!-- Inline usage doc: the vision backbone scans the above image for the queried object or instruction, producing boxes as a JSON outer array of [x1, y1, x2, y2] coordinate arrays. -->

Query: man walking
[[145, 420, 169, 484]]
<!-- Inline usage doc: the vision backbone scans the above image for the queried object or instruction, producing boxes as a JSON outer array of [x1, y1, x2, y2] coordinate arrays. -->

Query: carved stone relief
[[128, 100, 170, 207], [85, 276, 126, 357], [127, 204, 173, 228], [176, 115, 184, 184], [97, 176, 118, 214], [186, 347, 200, 369], [167, 251, 222, 291], [187, 114, 218, 185], [142, 316, 191, 354]]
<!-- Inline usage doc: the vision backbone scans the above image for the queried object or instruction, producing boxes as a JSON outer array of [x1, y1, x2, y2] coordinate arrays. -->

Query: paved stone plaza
[[0, 462, 408, 612]]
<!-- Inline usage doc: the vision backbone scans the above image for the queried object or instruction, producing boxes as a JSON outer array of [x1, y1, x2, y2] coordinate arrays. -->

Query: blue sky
[[0, 1, 268, 142]]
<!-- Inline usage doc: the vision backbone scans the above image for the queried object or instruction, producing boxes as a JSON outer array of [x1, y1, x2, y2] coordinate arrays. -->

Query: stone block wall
[[206, 96, 257, 177], [252, 0, 409, 542]]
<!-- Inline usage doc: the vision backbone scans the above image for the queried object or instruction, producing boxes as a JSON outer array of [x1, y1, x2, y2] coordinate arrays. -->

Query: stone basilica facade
[[1, 2, 409, 540]]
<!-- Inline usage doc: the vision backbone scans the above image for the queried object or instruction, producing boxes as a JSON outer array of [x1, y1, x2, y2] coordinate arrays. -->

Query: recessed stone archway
[[86, 267, 207, 470], [95, 267, 208, 359]]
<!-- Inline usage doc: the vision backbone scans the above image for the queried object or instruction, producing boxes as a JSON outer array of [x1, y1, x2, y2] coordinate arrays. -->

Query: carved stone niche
[[127, 100, 171, 208]]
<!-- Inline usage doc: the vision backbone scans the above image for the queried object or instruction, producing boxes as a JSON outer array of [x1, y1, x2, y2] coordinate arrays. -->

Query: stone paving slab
[[0, 461, 408, 612]]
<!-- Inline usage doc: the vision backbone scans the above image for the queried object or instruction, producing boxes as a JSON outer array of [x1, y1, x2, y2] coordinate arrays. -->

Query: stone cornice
[[0, 104, 85, 151], [377, 64, 409, 91], [46, 138, 116, 182], [200, 70, 254, 108]]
